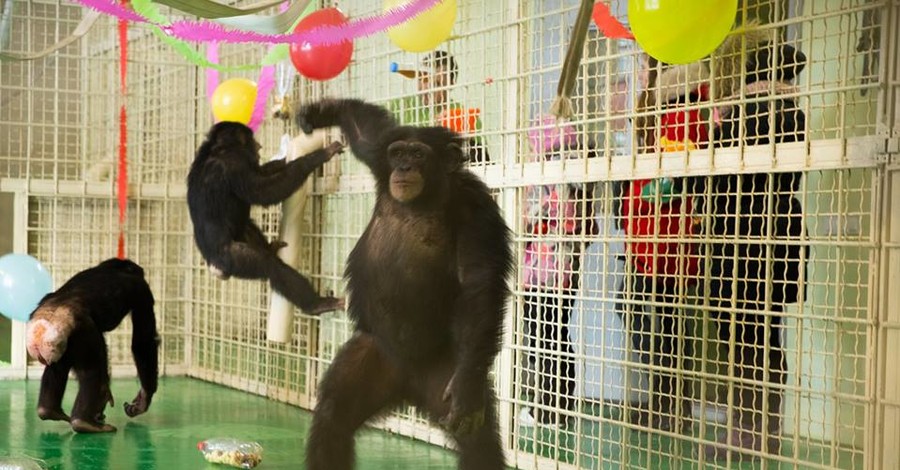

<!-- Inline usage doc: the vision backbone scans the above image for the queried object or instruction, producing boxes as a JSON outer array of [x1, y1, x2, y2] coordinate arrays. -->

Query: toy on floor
[[26, 258, 159, 433], [197, 438, 263, 469], [0, 455, 48, 469]]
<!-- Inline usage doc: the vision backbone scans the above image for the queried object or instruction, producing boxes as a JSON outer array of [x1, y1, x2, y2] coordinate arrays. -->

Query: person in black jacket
[[701, 42, 809, 460]]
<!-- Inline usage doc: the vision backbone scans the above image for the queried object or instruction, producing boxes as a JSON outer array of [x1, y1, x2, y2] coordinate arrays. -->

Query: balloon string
[[116, 1, 128, 260], [274, 2, 296, 98]]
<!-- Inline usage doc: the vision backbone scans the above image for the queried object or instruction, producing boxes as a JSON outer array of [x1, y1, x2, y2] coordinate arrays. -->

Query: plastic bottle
[[197, 438, 263, 469], [0, 456, 47, 470]]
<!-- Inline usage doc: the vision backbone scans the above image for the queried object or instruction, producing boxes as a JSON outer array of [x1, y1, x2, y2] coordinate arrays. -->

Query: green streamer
[[132, 0, 297, 72]]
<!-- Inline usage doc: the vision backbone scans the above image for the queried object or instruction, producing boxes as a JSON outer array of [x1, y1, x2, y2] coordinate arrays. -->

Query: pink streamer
[[164, 0, 442, 45], [204, 41, 274, 131], [71, 0, 445, 47], [72, 0, 146, 23], [205, 42, 220, 112], [248, 65, 275, 131]]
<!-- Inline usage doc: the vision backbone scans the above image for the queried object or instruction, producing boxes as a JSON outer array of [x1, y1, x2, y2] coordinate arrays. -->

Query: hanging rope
[[549, 0, 594, 119]]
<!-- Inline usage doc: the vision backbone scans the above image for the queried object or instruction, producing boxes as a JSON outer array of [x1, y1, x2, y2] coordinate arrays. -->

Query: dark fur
[[187, 121, 343, 315], [297, 99, 513, 470], [29, 258, 159, 433]]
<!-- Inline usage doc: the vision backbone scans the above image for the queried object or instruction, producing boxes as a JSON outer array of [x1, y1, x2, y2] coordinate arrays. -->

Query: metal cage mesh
[[1, 0, 898, 469]]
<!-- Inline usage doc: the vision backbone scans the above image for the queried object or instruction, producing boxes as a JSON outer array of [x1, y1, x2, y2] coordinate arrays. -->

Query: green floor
[[0, 377, 863, 470], [516, 403, 863, 470], [0, 377, 459, 469]]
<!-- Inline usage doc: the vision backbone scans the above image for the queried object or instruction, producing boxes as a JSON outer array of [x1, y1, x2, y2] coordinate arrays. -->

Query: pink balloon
[[289, 8, 354, 81]]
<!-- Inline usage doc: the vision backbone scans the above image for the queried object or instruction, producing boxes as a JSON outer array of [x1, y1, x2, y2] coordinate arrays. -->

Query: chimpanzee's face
[[386, 140, 435, 203]]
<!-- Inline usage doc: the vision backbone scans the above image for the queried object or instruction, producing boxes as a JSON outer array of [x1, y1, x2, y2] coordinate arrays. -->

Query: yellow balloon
[[211, 78, 258, 124], [628, 0, 737, 64], [385, 0, 457, 52]]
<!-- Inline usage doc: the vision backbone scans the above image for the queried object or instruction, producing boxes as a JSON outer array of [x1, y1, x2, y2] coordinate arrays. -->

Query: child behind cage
[[520, 116, 597, 425]]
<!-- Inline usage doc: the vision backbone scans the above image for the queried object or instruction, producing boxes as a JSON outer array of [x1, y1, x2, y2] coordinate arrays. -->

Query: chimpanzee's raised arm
[[124, 280, 159, 418], [231, 143, 343, 207], [295, 99, 397, 174]]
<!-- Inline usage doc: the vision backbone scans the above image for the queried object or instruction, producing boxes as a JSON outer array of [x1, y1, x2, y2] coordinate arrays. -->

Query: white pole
[[266, 130, 327, 343]]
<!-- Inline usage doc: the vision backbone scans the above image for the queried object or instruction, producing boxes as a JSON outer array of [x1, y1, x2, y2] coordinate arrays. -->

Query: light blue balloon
[[0, 253, 53, 322]]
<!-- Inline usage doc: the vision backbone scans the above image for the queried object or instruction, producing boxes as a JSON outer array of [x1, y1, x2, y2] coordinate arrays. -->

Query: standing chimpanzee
[[296, 98, 513, 470], [187, 121, 345, 315], [25, 258, 159, 433]]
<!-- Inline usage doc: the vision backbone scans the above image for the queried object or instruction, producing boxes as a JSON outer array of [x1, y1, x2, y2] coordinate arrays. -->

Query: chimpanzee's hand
[[303, 296, 345, 316], [439, 373, 486, 437], [324, 141, 345, 159], [295, 100, 335, 135], [124, 388, 152, 418]]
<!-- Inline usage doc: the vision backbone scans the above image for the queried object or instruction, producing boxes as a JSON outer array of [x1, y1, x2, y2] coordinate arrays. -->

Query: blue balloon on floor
[[0, 254, 53, 322]]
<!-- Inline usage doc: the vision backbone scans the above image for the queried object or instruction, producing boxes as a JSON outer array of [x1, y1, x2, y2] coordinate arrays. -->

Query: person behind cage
[[697, 32, 810, 460], [520, 115, 597, 425], [615, 55, 708, 431], [388, 50, 490, 163]]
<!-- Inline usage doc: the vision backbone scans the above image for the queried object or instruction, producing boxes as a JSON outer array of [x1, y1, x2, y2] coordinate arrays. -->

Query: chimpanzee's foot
[[37, 406, 70, 422], [303, 296, 345, 316], [72, 418, 116, 433], [208, 264, 230, 280]]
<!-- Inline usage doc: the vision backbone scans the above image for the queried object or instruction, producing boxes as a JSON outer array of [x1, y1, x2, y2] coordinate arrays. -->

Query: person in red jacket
[[616, 57, 706, 431]]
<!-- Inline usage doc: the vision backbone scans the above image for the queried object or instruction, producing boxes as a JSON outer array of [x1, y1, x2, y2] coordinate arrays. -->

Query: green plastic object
[[640, 177, 676, 204]]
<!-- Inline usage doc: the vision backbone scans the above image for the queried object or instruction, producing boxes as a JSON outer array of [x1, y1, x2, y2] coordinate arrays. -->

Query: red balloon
[[289, 8, 353, 81]]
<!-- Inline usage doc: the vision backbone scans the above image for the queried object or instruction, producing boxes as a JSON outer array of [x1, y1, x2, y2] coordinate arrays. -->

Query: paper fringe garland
[[116, 4, 129, 259], [205, 42, 220, 107], [167, 0, 441, 44], [132, 0, 290, 72], [72, 0, 444, 46], [78, 0, 145, 22], [248, 65, 276, 131]]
